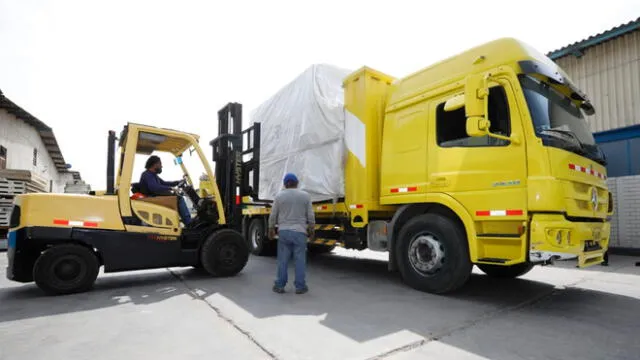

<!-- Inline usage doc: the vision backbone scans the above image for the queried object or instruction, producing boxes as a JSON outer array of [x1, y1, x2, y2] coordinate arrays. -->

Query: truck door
[[428, 77, 528, 243]]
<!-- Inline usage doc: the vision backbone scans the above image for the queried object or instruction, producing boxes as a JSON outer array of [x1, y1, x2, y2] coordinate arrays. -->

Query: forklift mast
[[106, 130, 117, 195], [210, 102, 261, 231]]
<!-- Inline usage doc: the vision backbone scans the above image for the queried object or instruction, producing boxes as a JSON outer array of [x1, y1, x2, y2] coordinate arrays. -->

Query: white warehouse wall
[[0, 108, 74, 193], [606, 175, 640, 249]]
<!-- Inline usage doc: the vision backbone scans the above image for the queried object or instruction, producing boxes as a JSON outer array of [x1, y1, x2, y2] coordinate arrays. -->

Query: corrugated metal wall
[[554, 30, 640, 133]]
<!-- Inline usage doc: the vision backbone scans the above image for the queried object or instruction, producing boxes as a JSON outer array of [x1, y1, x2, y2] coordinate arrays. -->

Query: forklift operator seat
[[130, 182, 179, 211], [130, 182, 146, 200]]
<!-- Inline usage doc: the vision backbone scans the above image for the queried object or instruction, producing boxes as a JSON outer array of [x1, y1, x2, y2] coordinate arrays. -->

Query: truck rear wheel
[[201, 229, 249, 277], [477, 263, 534, 278], [33, 244, 100, 295], [247, 217, 274, 256], [396, 213, 472, 294]]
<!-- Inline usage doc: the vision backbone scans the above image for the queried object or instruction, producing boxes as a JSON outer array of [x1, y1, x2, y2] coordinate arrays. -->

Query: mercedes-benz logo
[[591, 187, 598, 210]]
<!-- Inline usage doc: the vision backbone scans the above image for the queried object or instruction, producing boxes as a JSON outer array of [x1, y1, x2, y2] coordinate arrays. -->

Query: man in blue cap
[[268, 172, 315, 294]]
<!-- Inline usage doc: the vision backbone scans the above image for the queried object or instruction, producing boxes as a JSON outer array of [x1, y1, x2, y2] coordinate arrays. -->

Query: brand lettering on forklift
[[234, 153, 242, 187], [148, 235, 178, 242]]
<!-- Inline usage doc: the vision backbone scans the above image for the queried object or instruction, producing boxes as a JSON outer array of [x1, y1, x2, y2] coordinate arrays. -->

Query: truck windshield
[[519, 75, 606, 166]]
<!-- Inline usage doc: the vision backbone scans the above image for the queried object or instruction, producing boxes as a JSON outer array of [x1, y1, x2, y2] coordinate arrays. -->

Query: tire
[[396, 213, 472, 294], [477, 262, 534, 278], [200, 229, 249, 277], [308, 244, 336, 255], [33, 244, 100, 295], [247, 218, 274, 256]]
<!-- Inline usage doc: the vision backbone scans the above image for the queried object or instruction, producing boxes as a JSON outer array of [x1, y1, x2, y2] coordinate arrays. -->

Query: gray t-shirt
[[268, 188, 315, 234]]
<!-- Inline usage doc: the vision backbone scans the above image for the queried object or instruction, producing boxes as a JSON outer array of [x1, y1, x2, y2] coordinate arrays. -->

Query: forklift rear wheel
[[200, 229, 249, 277], [33, 243, 100, 295], [477, 263, 534, 278]]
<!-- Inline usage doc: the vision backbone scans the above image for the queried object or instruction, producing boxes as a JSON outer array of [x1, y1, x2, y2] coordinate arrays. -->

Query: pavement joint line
[[429, 276, 593, 342], [370, 275, 594, 360], [166, 268, 279, 360], [162, 265, 595, 360], [365, 339, 430, 360]]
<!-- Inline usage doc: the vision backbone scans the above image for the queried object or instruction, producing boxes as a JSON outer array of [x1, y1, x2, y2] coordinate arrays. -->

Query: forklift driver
[[139, 155, 192, 226]]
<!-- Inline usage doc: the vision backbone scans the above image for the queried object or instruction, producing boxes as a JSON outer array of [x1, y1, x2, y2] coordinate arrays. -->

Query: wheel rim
[[218, 242, 241, 269], [250, 224, 262, 250], [52, 255, 86, 284], [408, 234, 445, 276]]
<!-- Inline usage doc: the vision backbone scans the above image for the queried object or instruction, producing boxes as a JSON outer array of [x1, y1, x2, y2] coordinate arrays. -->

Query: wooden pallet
[[0, 169, 48, 191], [25, 182, 45, 194], [0, 205, 11, 227], [0, 179, 26, 196]]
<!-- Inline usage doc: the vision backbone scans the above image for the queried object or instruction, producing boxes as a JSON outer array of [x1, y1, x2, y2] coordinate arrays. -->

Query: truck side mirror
[[464, 73, 490, 138], [466, 117, 490, 137], [465, 73, 488, 120], [462, 73, 521, 145]]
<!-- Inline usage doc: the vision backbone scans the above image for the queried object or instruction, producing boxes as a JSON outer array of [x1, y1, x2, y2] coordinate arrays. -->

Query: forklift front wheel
[[200, 229, 249, 277]]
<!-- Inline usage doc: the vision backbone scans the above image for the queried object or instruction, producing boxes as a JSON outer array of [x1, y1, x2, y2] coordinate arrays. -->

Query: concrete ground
[[1, 249, 639, 360]]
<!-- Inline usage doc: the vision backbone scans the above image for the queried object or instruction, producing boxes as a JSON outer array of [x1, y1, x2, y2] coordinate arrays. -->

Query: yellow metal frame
[[12, 122, 228, 236], [117, 123, 227, 229]]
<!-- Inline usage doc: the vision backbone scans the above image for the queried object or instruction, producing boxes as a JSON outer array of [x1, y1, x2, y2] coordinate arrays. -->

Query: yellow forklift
[[6, 103, 252, 295]]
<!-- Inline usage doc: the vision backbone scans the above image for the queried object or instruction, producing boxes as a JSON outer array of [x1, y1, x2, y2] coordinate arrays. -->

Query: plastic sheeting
[[250, 64, 352, 202]]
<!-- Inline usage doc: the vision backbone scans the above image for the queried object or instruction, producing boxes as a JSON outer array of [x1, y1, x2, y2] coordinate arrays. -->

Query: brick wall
[[607, 175, 640, 249]]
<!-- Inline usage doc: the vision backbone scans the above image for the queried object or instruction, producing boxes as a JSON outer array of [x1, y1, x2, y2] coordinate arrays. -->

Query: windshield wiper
[[539, 129, 586, 154], [582, 143, 608, 166], [540, 129, 607, 166]]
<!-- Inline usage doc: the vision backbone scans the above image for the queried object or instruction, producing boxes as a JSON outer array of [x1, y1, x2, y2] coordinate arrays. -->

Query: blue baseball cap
[[283, 173, 298, 184]]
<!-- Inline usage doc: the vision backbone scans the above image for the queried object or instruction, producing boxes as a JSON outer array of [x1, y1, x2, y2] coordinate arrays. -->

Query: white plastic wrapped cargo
[[250, 64, 352, 202]]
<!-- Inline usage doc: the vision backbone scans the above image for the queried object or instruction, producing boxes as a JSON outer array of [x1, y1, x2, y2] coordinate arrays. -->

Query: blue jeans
[[275, 230, 308, 290], [177, 196, 192, 225]]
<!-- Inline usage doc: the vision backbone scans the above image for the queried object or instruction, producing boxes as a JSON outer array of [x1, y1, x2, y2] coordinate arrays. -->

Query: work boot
[[295, 286, 308, 295], [272, 285, 285, 294]]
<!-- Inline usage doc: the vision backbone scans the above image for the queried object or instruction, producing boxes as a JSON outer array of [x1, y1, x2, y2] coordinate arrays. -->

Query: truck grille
[[564, 182, 608, 218]]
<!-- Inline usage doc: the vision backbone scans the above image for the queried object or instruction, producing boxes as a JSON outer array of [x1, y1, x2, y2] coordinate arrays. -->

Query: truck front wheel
[[33, 243, 100, 295], [477, 263, 534, 278], [201, 229, 250, 277], [396, 214, 472, 294]]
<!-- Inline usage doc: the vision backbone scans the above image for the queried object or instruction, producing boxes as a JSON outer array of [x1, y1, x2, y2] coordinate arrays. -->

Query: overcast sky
[[1, 0, 639, 190]]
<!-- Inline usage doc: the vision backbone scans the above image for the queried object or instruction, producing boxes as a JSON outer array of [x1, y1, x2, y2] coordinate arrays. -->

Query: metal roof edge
[[547, 17, 640, 60]]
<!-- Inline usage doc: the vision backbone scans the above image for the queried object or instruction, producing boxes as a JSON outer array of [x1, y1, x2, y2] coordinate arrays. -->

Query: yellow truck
[[231, 38, 612, 294]]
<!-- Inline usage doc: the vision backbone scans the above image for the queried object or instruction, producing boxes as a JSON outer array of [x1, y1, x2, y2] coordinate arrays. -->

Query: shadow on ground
[[2, 252, 639, 359]]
